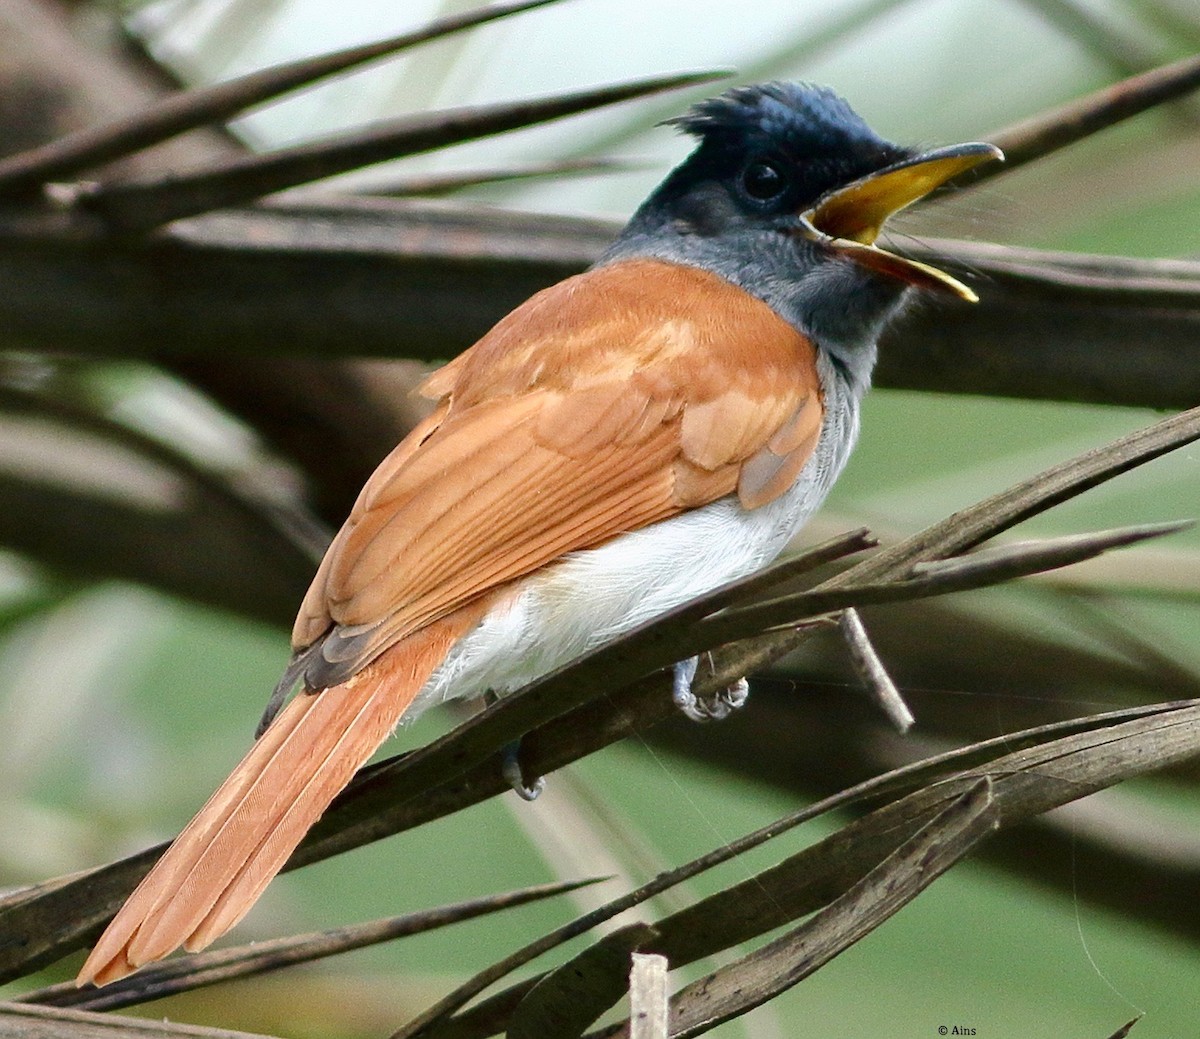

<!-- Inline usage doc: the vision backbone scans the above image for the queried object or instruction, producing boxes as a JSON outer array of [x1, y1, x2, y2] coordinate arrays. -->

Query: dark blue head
[[659, 82, 909, 227], [604, 82, 1000, 391]]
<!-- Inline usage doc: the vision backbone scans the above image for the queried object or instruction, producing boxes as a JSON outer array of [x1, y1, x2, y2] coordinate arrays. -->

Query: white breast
[[411, 358, 860, 718]]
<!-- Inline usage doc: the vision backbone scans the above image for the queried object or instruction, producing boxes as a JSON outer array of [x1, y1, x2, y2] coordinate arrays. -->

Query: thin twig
[[656, 781, 997, 1039], [78, 72, 728, 231], [838, 608, 914, 733], [505, 924, 660, 1039], [464, 696, 1200, 1039], [19, 877, 605, 1012], [390, 700, 1194, 1039], [701, 523, 1191, 641], [943, 52, 1200, 196], [1105, 1015, 1143, 1039], [363, 158, 637, 197], [3, 411, 1197, 985]]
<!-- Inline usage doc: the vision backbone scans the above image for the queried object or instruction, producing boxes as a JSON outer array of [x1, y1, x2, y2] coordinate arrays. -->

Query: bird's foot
[[483, 691, 545, 800], [500, 738, 545, 801], [672, 655, 749, 722]]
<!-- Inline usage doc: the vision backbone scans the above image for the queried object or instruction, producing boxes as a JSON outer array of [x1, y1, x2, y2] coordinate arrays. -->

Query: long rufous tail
[[77, 613, 474, 987]]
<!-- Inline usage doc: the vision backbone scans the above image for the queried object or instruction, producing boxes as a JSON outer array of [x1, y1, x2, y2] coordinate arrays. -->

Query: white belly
[[410, 369, 859, 719]]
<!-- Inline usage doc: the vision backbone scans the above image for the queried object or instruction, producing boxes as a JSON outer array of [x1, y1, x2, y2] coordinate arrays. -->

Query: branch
[[932, 50, 1200, 197], [0, 0, 565, 194], [0, 0, 423, 524], [76, 72, 726, 232], [698, 523, 1191, 641], [0, 1003, 282, 1039], [639, 782, 998, 1039], [20, 877, 603, 1013], [417, 699, 1200, 1039], [1, 200, 1197, 409], [0, 405, 1195, 984]]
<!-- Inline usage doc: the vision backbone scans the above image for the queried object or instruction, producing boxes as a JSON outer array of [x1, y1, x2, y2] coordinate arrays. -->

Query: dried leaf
[[705, 407, 1200, 692], [701, 522, 1191, 640], [658, 780, 998, 1039], [0, 1002, 282, 1038], [18, 877, 604, 1013], [1104, 1016, 1143, 1039], [395, 704, 1184, 1039], [643, 703, 1200, 972], [79, 72, 727, 231], [3, 408, 1195, 985], [0, 0, 564, 193], [4, 189, 1200, 412], [506, 923, 659, 1039]]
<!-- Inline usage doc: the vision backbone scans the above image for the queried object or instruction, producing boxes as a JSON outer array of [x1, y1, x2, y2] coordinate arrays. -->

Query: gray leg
[[500, 738, 545, 801], [672, 655, 750, 722], [672, 656, 702, 719], [484, 691, 545, 800]]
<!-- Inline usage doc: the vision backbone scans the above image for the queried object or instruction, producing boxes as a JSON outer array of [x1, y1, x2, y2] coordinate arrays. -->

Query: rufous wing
[[295, 258, 827, 681]]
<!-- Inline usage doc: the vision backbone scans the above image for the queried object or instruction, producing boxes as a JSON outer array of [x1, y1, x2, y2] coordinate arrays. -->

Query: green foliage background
[[2, 1, 1199, 1037]]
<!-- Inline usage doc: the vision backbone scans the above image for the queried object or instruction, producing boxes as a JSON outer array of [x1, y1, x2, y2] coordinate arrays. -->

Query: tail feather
[[129, 674, 389, 966], [80, 701, 313, 987], [183, 675, 404, 952], [77, 608, 481, 988]]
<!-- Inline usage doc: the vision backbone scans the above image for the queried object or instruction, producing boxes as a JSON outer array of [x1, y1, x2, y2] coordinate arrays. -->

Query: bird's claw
[[672, 656, 749, 722], [500, 739, 545, 801]]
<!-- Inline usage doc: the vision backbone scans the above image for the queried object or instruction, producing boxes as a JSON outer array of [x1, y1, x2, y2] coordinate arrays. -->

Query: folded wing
[[295, 258, 826, 683]]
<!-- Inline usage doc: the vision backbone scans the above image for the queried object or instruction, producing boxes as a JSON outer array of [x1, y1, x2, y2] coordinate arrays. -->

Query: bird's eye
[[740, 158, 789, 203]]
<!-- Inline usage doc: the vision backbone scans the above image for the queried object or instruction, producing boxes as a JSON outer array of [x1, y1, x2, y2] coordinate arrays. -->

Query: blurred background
[[1, 0, 1199, 1036]]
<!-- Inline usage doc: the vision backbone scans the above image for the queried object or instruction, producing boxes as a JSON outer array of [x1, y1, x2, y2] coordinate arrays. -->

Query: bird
[[77, 81, 1001, 986]]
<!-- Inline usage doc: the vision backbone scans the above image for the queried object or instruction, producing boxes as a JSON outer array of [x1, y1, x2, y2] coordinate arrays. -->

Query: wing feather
[[297, 259, 825, 683]]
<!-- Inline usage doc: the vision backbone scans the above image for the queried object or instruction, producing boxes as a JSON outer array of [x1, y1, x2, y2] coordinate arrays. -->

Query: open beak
[[799, 142, 1003, 301]]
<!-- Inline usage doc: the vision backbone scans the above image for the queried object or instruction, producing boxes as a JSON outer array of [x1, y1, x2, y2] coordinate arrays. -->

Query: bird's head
[[608, 82, 1001, 360]]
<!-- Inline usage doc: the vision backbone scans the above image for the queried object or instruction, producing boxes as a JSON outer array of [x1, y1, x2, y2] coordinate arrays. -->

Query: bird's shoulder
[[423, 258, 824, 481]]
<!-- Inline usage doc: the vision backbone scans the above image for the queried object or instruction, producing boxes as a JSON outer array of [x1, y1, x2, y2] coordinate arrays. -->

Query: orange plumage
[[77, 260, 822, 986], [78, 600, 492, 986], [77, 72, 997, 985]]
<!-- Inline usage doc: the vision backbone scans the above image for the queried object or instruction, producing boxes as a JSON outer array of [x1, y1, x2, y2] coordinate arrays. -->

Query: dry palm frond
[[0, 0, 566, 194], [18, 877, 603, 1013], [1, 405, 1195, 986]]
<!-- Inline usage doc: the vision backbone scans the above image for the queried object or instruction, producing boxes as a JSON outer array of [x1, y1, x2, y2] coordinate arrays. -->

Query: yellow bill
[[800, 141, 1003, 301]]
